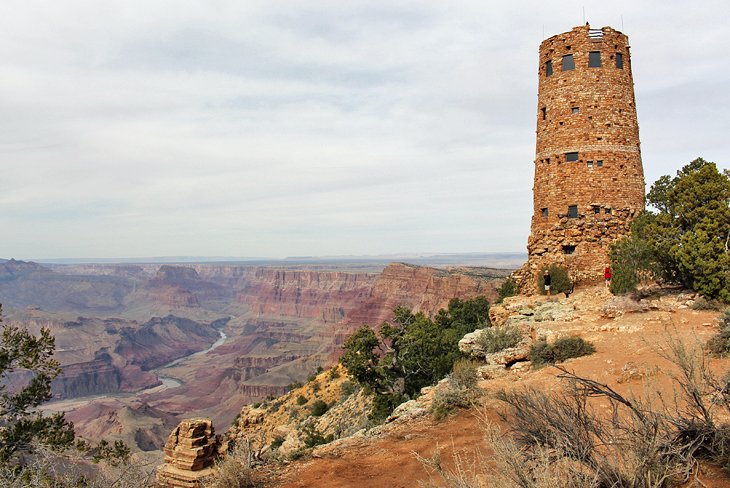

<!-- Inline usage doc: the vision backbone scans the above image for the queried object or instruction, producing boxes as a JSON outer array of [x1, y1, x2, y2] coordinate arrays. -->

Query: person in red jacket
[[604, 265, 612, 289]]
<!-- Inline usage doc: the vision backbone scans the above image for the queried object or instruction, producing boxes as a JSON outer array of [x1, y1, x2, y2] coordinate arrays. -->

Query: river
[[41, 329, 228, 412]]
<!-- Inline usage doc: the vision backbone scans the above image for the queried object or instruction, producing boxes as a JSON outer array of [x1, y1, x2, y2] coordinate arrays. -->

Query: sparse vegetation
[[430, 359, 482, 421], [308, 366, 324, 383], [706, 310, 730, 356], [419, 336, 730, 488], [476, 326, 523, 354], [340, 380, 357, 400], [269, 436, 285, 451], [692, 296, 725, 311], [286, 381, 303, 391], [296, 395, 308, 406], [202, 444, 260, 488], [327, 366, 340, 380], [529, 336, 595, 367], [536, 264, 572, 295], [301, 424, 333, 449], [309, 400, 328, 417]]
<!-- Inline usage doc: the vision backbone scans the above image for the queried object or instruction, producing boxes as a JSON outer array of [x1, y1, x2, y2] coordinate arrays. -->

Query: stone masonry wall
[[521, 24, 645, 292]]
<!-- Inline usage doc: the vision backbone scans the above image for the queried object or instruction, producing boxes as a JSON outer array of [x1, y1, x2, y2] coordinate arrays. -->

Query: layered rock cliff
[[330, 263, 504, 348], [235, 268, 377, 323]]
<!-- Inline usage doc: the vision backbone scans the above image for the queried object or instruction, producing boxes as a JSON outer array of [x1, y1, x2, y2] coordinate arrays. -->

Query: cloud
[[0, 0, 728, 258]]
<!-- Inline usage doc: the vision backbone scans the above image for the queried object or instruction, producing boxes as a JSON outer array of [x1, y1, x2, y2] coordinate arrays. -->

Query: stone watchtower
[[522, 24, 645, 291]]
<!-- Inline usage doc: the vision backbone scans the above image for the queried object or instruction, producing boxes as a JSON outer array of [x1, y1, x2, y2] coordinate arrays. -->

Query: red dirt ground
[[272, 290, 730, 487]]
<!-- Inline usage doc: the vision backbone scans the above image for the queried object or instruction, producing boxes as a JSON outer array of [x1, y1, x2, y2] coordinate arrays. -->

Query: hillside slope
[[269, 286, 729, 487]]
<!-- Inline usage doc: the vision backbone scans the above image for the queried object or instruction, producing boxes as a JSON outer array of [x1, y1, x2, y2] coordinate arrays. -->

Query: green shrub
[[296, 395, 308, 406], [327, 367, 340, 380], [286, 381, 302, 391], [309, 400, 328, 417], [341, 296, 491, 424], [270, 436, 285, 451], [476, 326, 523, 354], [693, 296, 724, 311], [497, 277, 518, 303], [340, 381, 357, 400], [530, 336, 595, 367], [301, 424, 333, 448], [707, 310, 730, 356], [536, 264, 572, 295], [368, 392, 406, 425]]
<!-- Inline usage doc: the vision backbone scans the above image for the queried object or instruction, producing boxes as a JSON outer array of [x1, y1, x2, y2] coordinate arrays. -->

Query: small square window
[[589, 51, 601, 68], [587, 161, 593, 168], [597, 160, 604, 167], [541, 207, 549, 218], [616, 53, 623, 69], [565, 152, 579, 162], [593, 206, 600, 214], [568, 205, 578, 218], [545, 60, 553, 76], [571, 107, 579, 114], [562, 54, 575, 71], [605, 208, 612, 215], [563, 245, 576, 255]]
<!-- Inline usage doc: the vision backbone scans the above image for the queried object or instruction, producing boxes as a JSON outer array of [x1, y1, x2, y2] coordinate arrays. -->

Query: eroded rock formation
[[156, 418, 221, 488]]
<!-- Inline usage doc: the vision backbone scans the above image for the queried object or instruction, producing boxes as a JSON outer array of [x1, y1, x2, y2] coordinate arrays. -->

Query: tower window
[[597, 160, 604, 167], [616, 53, 624, 69], [587, 161, 594, 168], [568, 205, 578, 218], [562, 245, 576, 255], [565, 152, 579, 162], [571, 106, 579, 114], [541, 107, 547, 120], [605, 208, 612, 215], [545, 60, 553, 76], [593, 205, 600, 214], [589, 51, 601, 68], [562, 54, 575, 71], [541, 207, 549, 218]]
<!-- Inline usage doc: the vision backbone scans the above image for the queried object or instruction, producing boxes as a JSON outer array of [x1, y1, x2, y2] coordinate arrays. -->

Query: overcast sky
[[1, 0, 728, 260]]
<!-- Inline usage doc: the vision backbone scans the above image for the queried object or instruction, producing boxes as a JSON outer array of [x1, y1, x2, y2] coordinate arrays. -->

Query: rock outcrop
[[156, 419, 221, 488]]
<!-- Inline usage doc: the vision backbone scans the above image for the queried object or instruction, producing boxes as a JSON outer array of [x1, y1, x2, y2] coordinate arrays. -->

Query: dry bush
[[707, 310, 730, 356], [529, 336, 595, 367], [0, 445, 156, 488], [418, 334, 730, 487], [202, 444, 260, 488], [430, 360, 482, 421], [476, 326, 523, 354]]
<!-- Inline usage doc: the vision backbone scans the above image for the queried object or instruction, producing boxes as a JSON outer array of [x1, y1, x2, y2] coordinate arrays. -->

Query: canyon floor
[[266, 286, 730, 487]]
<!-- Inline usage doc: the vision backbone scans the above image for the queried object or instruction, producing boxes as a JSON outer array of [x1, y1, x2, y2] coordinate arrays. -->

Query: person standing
[[543, 269, 551, 297], [604, 265, 612, 289]]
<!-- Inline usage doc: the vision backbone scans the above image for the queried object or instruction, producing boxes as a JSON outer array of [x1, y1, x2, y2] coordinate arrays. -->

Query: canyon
[[0, 257, 511, 454]]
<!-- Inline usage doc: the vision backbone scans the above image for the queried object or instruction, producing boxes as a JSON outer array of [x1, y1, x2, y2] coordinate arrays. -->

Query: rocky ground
[[264, 285, 730, 487]]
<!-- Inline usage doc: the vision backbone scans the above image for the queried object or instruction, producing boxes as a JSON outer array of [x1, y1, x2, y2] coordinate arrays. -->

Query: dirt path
[[276, 411, 486, 488]]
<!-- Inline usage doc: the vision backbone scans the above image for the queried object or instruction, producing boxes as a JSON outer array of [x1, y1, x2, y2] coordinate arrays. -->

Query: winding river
[[41, 329, 229, 411]]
